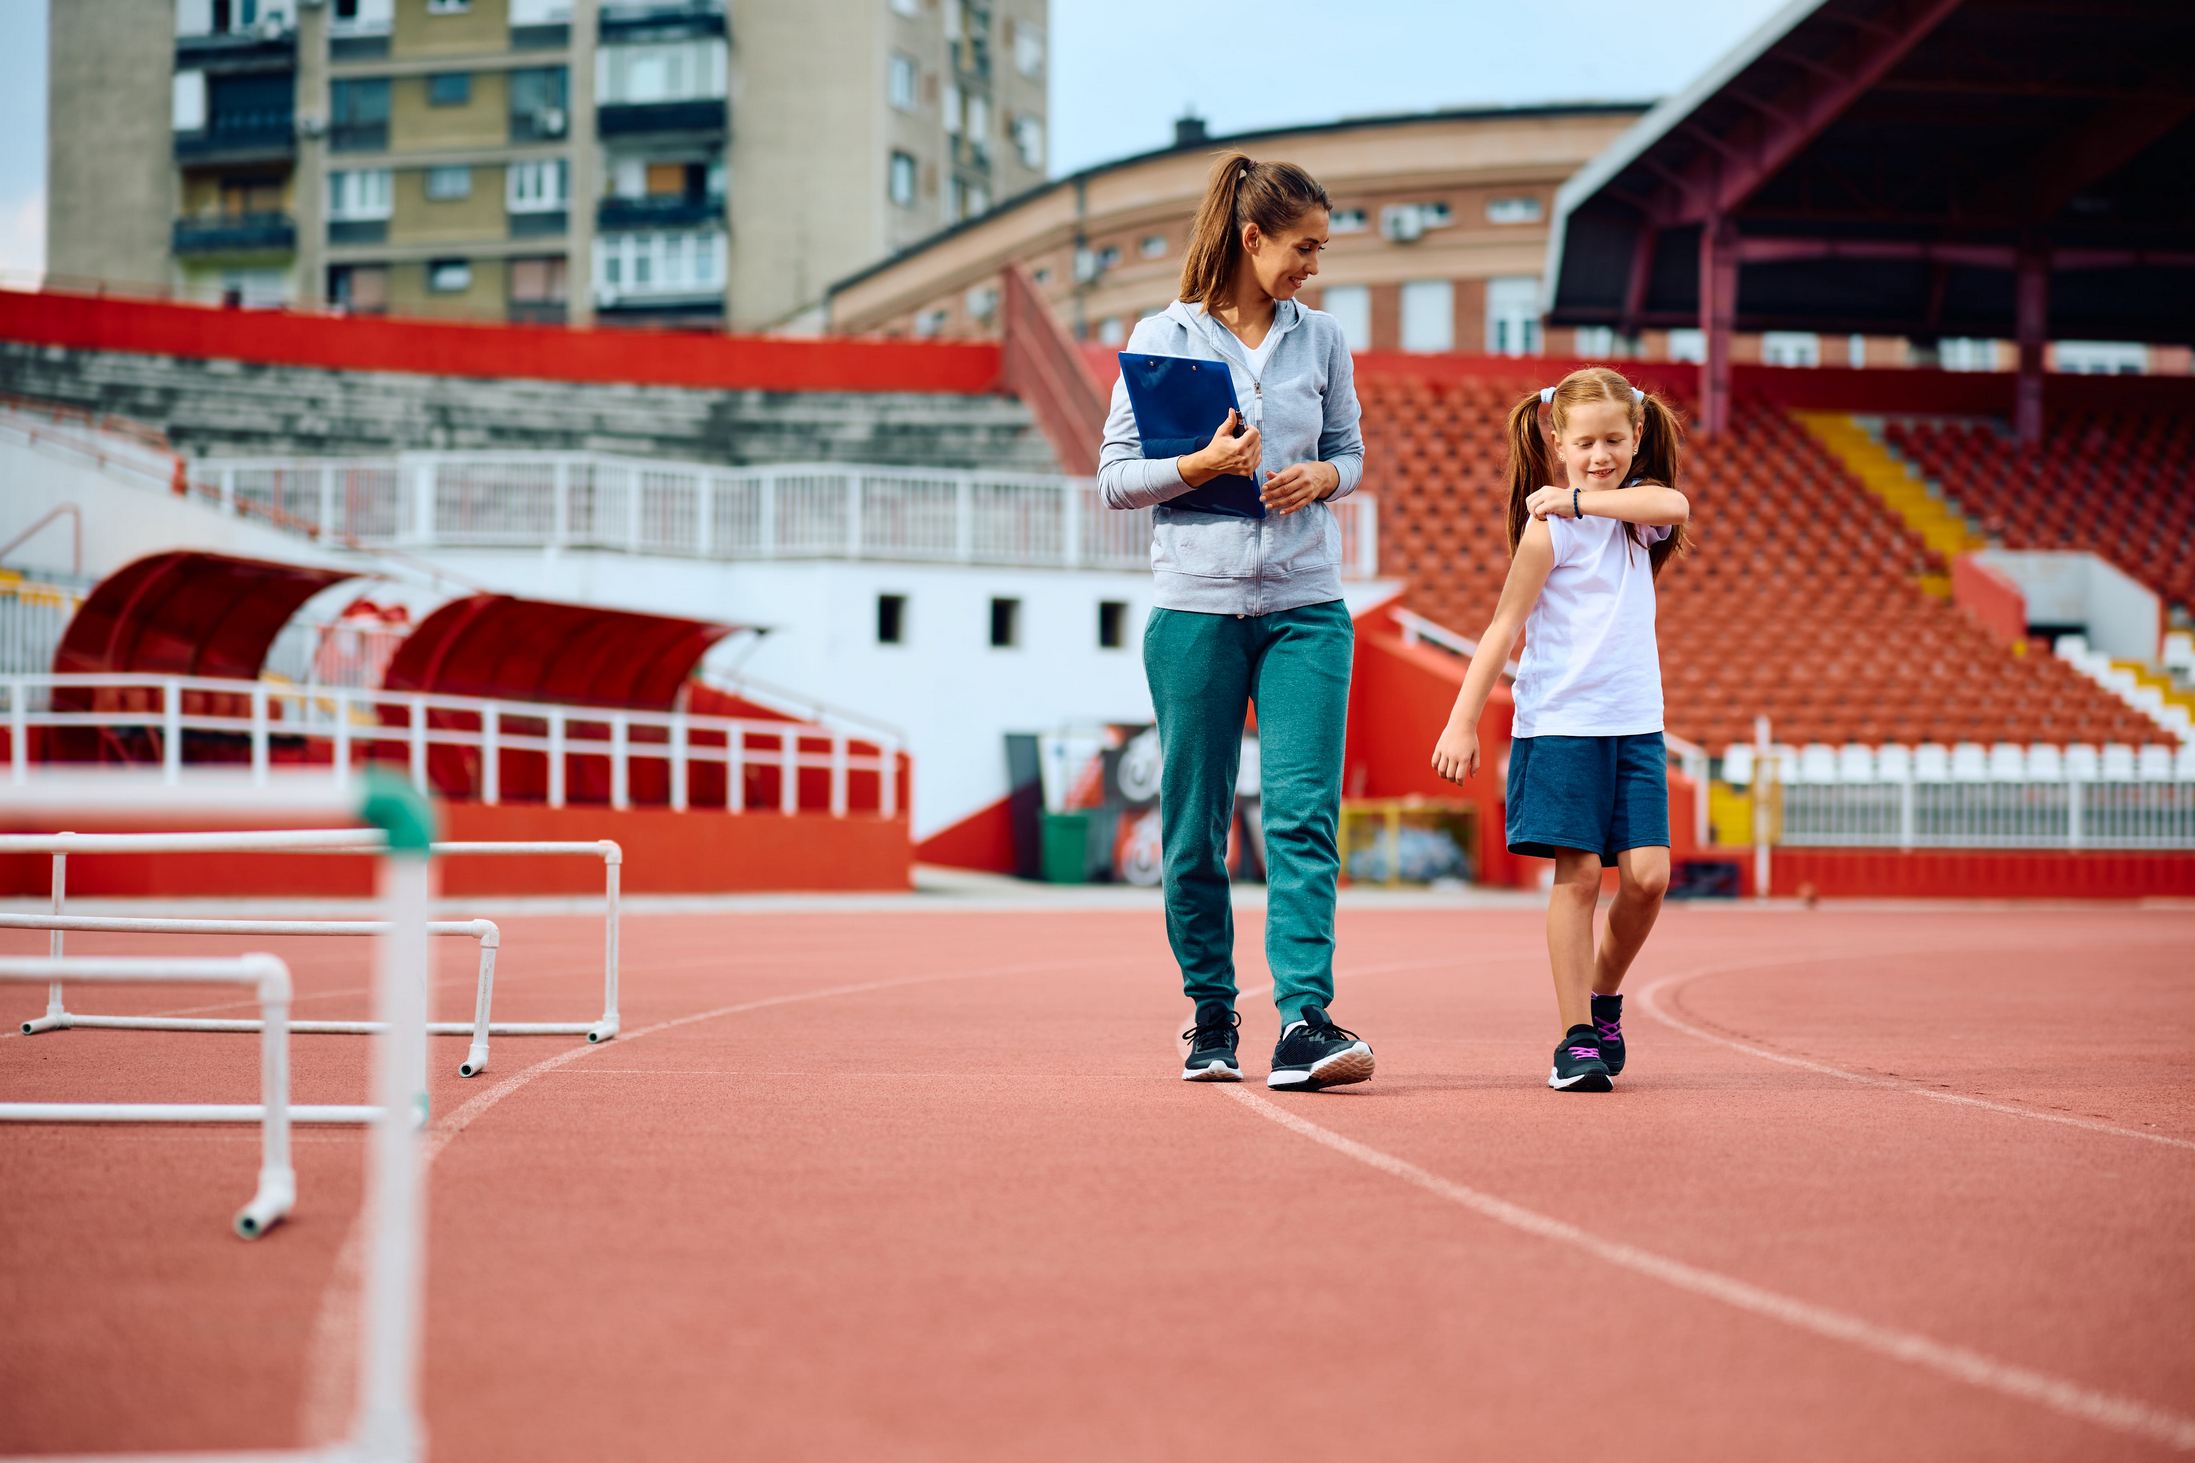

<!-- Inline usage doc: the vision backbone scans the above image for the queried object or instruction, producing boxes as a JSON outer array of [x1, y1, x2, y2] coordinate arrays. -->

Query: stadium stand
[[1355, 369, 2177, 752]]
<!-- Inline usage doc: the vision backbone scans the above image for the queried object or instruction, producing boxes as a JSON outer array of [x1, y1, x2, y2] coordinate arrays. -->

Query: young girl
[[1430, 366, 1689, 1091], [1096, 152, 1372, 1090]]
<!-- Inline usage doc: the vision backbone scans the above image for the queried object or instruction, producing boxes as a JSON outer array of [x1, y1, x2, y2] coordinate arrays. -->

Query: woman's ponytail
[[1503, 392, 1552, 557], [1178, 153, 1333, 307]]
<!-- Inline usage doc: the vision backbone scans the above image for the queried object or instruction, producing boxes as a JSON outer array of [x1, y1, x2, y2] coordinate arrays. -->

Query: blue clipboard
[[1117, 351, 1266, 519]]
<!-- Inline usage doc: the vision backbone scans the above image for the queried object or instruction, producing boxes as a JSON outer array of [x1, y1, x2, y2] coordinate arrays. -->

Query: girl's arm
[[1524, 483, 1690, 527], [1432, 519, 1556, 783]]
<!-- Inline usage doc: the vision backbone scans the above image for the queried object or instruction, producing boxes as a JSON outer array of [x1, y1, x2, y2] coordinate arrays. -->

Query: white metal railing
[[1, 673, 900, 819], [1773, 773, 2195, 850], [0, 578, 85, 677], [188, 452, 1381, 578]]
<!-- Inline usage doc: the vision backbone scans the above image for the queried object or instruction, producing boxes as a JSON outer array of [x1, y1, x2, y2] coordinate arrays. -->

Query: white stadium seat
[[1720, 744, 1754, 788], [1950, 743, 1990, 782], [1987, 743, 2028, 781], [2025, 744, 2065, 780], [2053, 633, 2088, 660], [2137, 745, 2175, 781], [1914, 743, 1952, 781], [1876, 743, 1913, 781], [1836, 744, 1878, 782], [1800, 744, 1839, 784], [2064, 743, 2101, 779], [2176, 743, 2195, 781], [2101, 743, 2139, 779]]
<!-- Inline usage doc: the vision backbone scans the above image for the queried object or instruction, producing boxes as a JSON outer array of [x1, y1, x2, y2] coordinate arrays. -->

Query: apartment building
[[48, 0, 1048, 332]]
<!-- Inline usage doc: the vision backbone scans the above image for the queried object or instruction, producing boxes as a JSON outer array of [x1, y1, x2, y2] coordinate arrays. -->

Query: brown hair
[[1177, 152, 1332, 308], [1502, 365, 1689, 576]]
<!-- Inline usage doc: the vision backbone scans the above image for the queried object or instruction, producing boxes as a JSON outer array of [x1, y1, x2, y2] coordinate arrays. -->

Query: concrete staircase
[[1792, 411, 1981, 596], [0, 340, 1062, 474]]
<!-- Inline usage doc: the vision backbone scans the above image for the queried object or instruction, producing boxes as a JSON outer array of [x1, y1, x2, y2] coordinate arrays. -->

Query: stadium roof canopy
[[1545, 0, 2195, 437], [382, 595, 736, 712]]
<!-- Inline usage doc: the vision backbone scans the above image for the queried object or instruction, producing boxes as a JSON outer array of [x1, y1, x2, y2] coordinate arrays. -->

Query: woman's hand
[[1431, 723, 1480, 784], [1526, 484, 1578, 521], [1182, 409, 1260, 486], [1261, 461, 1338, 515]]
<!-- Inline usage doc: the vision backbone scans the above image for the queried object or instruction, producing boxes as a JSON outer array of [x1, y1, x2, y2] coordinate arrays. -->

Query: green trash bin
[[1040, 811, 1092, 884]]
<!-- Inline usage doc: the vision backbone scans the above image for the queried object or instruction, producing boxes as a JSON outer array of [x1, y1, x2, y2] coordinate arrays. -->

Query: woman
[[1096, 152, 1371, 1091]]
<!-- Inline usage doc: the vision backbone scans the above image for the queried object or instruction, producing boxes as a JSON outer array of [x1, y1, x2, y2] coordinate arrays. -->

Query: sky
[[0, 0, 1795, 280]]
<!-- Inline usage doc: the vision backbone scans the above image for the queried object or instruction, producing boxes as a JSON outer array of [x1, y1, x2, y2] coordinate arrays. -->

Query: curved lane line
[[297, 954, 1123, 1443], [1222, 1083, 2195, 1454], [1636, 956, 2195, 1154]]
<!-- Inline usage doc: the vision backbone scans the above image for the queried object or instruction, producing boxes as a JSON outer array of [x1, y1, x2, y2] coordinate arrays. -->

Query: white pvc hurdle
[[6, 829, 622, 1058], [0, 953, 296, 1237], [1, 912, 499, 1078], [0, 770, 436, 1463]]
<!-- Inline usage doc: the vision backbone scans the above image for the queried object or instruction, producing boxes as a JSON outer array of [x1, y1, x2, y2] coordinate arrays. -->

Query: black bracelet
[[1573, 487, 1582, 520]]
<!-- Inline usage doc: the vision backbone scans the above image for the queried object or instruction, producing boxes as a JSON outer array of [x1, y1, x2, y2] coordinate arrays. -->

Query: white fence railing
[[1774, 775, 2195, 850], [188, 452, 1381, 578], [1, 673, 900, 819], [0, 579, 85, 677]]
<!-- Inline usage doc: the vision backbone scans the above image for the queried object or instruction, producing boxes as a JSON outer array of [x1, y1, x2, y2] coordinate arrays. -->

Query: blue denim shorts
[[1506, 732, 1670, 867]]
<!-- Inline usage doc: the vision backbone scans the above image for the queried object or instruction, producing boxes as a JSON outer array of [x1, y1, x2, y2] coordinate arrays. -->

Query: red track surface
[[4, 901, 2193, 1460]]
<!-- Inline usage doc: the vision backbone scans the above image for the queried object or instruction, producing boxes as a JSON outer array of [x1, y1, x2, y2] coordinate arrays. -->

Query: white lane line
[[297, 954, 1119, 1443], [1635, 958, 2195, 1154], [1222, 1083, 2195, 1454]]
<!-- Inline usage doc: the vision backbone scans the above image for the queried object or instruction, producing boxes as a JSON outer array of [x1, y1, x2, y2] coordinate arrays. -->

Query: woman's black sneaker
[[1549, 1024, 1613, 1092], [1180, 1001, 1242, 1081], [1267, 1006, 1374, 1090], [1591, 992, 1626, 1076]]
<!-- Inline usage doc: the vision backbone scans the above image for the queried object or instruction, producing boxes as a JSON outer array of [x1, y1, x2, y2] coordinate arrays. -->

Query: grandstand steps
[[0, 341, 1062, 474], [1792, 411, 1982, 568]]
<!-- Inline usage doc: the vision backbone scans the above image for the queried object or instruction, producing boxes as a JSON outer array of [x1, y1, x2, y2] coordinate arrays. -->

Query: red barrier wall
[[1950, 554, 2029, 645], [0, 288, 1002, 395], [0, 803, 911, 898], [1717, 847, 2195, 900]]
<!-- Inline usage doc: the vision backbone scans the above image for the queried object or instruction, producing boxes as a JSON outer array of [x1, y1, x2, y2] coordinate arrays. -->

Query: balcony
[[597, 194, 723, 230], [599, 0, 727, 41], [172, 212, 296, 256], [173, 113, 296, 165], [174, 26, 296, 74], [329, 121, 391, 153], [952, 35, 992, 84], [596, 99, 726, 138]]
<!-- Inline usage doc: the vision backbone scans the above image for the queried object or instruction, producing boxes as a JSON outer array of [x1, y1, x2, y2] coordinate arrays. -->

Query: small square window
[[878, 594, 907, 645], [989, 597, 1020, 649], [426, 165, 472, 200], [428, 72, 472, 107], [889, 150, 917, 207], [1031, 266, 1052, 286], [1486, 194, 1543, 225], [1098, 601, 1126, 650], [428, 259, 472, 292], [426, 0, 471, 12], [1330, 208, 1367, 233], [888, 53, 917, 111], [1139, 234, 1167, 259]]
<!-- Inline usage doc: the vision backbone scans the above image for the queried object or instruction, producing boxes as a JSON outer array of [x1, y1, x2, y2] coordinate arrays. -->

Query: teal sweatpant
[[1143, 600, 1352, 1024]]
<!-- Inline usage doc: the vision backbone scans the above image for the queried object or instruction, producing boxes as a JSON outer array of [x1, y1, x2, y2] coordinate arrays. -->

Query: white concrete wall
[[1977, 549, 2161, 663]]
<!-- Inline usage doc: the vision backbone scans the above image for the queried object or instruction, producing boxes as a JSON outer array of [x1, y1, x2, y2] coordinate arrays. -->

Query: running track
[[3, 899, 2192, 1460]]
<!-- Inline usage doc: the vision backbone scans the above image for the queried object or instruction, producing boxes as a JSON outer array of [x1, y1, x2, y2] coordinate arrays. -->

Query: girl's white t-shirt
[[1510, 499, 1670, 739]]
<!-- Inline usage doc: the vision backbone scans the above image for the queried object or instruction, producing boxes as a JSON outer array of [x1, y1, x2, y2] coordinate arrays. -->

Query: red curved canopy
[[382, 595, 735, 710], [53, 551, 354, 680]]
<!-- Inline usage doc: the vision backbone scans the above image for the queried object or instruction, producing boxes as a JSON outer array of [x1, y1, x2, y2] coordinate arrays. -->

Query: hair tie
[[1632, 387, 1646, 404], [1538, 387, 1554, 406]]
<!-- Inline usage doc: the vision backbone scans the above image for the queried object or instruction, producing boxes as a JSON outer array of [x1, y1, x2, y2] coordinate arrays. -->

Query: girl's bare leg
[[1547, 849, 1602, 1032], [1593, 845, 1670, 996]]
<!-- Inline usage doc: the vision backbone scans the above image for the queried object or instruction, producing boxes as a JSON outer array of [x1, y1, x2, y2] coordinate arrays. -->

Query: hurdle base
[[235, 1165, 298, 1240], [587, 1018, 619, 1043], [0, 1103, 384, 1124], [19, 1012, 70, 1034]]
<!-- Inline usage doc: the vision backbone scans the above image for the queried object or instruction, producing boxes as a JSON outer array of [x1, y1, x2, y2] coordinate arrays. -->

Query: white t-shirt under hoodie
[[1510, 492, 1671, 739]]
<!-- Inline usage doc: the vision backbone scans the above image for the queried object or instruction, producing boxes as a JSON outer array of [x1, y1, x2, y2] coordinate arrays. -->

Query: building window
[[966, 93, 991, 144], [989, 597, 1020, 649], [1139, 234, 1167, 260], [965, 284, 997, 319], [597, 39, 729, 104], [878, 594, 907, 645], [428, 259, 472, 292], [1013, 24, 1043, 76], [943, 84, 962, 136], [1575, 325, 1616, 358], [509, 66, 569, 139], [1665, 327, 1706, 363], [2054, 340, 2147, 375], [425, 166, 472, 201], [1330, 208, 1367, 233], [889, 0, 921, 14], [508, 256, 567, 304], [327, 263, 389, 312], [1485, 275, 1542, 356], [594, 230, 727, 300], [506, 159, 567, 212], [1031, 266, 1052, 286], [889, 151, 917, 207], [1761, 331, 1821, 368], [428, 72, 472, 107], [327, 168, 393, 220], [1098, 601, 1126, 650], [1401, 280, 1453, 354], [426, 0, 470, 12], [329, 77, 391, 151], [888, 53, 918, 111], [914, 308, 949, 338], [1096, 316, 1126, 345], [1486, 194, 1543, 224], [1848, 333, 1867, 368], [1321, 284, 1371, 351], [1939, 337, 1997, 371], [331, 0, 395, 34], [1013, 115, 1044, 170]]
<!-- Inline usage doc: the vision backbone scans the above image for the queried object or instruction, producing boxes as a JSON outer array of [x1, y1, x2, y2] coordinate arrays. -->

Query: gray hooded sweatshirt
[[1096, 298, 1364, 617]]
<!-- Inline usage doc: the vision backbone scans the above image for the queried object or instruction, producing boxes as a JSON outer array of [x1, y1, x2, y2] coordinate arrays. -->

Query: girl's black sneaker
[[1267, 1006, 1375, 1090], [1549, 1024, 1613, 1092], [1591, 992, 1626, 1076], [1180, 1002, 1243, 1081]]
